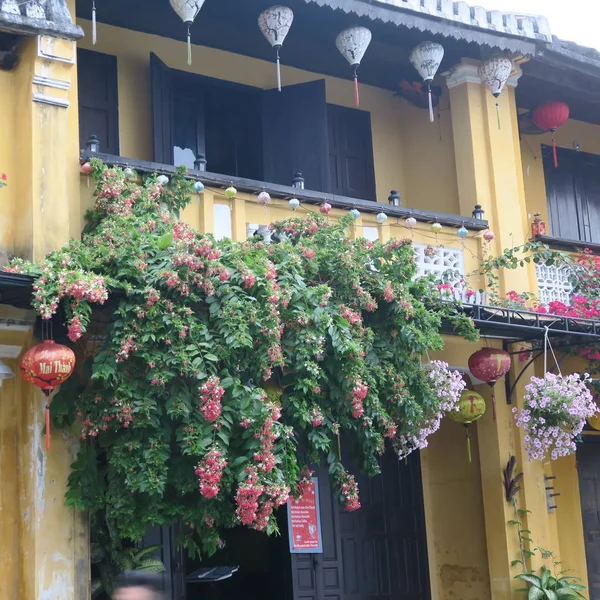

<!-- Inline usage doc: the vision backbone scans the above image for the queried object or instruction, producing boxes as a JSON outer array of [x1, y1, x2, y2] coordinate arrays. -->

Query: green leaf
[[528, 588, 545, 600], [158, 233, 173, 249]]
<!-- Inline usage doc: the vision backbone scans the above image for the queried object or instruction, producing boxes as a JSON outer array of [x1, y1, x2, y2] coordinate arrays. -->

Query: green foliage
[[8, 160, 477, 556]]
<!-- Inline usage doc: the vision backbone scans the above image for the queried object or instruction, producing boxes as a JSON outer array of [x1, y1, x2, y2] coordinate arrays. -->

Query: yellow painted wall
[[521, 118, 600, 232], [76, 19, 463, 217]]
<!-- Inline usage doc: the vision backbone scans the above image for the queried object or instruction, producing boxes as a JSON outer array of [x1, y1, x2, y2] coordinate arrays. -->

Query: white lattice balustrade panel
[[413, 243, 464, 280], [536, 263, 573, 306]]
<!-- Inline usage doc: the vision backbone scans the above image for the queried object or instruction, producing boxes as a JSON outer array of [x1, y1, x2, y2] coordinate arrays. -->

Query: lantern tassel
[[465, 425, 472, 464], [276, 47, 282, 92], [496, 102, 501, 130], [490, 385, 497, 422], [428, 83, 434, 123], [354, 65, 360, 108], [552, 133, 558, 168], [187, 25, 192, 66], [44, 390, 52, 451], [92, 1, 97, 46]]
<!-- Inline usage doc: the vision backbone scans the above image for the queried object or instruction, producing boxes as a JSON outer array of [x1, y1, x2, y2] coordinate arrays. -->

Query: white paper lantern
[[478, 56, 513, 98], [410, 41, 444, 123], [336, 26, 372, 108], [258, 6, 294, 92], [170, 0, 207, 65]]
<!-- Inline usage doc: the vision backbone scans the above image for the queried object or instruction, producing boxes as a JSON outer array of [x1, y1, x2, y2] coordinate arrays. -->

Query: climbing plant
[[6, 160, 477, 556]]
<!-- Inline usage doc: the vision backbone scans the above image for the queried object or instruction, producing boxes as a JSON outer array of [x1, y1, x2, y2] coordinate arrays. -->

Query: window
[[544, 146, 600, 243], [151, 53, 377, 198], [77, 49, 119, 154]]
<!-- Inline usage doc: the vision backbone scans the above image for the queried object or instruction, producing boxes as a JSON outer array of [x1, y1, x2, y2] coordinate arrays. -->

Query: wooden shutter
[[327, 104, 376, 201], [576, 154, 600, 244], [151, 53, 173, 164], [77, 49, 119, 154], [262, 80, 330, 192]]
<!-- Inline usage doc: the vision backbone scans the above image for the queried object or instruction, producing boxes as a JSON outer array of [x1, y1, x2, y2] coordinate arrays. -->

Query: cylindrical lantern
[[258, 6, 294, 92], [531, 101, 570, 168], [449, 390, 486, 462], [169, 0, 206, 65], [531, 212, 547, 237], [336, 26, 372, 108], [20, 340, 76, 450], [468, 348, 511, 422], [409, 41, 444, 123]]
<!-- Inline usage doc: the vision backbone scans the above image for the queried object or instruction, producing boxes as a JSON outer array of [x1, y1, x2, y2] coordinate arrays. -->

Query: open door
[[151, 52, 173, 165], [262, 80, 331, 193]]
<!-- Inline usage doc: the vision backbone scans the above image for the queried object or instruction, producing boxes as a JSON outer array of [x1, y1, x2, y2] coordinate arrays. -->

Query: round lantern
[[258, 6, 294, 92], [468, 348, 511, 422], [449, 390, 486, 462], [531, 101, 570, 168], [336, 26, 372, 108], [20, 340, 76, 450]]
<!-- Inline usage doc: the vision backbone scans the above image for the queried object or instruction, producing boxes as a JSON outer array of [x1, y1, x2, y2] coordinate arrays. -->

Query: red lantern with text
[[468, 348, 511, 422], [20, 340, 76, 450], [531, 101, 570, 168]]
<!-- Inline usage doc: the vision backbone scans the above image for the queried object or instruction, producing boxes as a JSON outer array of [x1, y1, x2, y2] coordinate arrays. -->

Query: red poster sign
[[287, 477, 323, 553]]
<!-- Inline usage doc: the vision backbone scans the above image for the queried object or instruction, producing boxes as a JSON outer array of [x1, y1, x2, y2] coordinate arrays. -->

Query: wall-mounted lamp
[[86, 135, 100, 153], [194, 154, 207, 172], [388, 190, 401, 206], [472, 204, 485, 220], [292, 170, 305, 189]]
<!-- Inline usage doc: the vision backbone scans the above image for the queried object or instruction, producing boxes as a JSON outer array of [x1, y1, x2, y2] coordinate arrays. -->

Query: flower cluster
[[349, 381, 369, 419], [514, 373, 597, 461], [199, 376, 225, 422], [335, 469, 360, 511], [195, 447, 227, 498]]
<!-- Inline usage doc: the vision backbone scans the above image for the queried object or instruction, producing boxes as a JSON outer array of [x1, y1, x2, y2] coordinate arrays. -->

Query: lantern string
[[465, 425, 472, 463], [428, 83, 434, 123], [552, 134, 558, 168], [353, 65, 360, 109], [490, 387, 497, 422], [92, 1, 97, 46], [544, 326, 561, 376], [496, 103, 501, 130], [337, 433, 342, 461], [45, 402, 51, 451], [187, 25, 192, 66], [276, 47, 282, 92]]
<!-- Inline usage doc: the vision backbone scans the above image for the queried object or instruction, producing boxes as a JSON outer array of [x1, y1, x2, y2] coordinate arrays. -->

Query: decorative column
[[446, 59, 535, 296]]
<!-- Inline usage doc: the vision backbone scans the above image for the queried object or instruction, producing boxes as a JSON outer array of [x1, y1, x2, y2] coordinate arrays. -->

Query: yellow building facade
[[0, 1, 599, 599]]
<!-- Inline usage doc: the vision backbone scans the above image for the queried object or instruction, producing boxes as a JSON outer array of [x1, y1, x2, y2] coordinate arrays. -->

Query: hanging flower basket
[[513, 373, 597, 461]]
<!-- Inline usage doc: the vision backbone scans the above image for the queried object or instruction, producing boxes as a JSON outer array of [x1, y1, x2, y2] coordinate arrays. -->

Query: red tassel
[[552, 137, 558, 168], [45, 404, 51, 450], [354, 71, 360, 108]]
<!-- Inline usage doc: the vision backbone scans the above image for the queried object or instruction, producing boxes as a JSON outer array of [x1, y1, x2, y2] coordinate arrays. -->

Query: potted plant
[[513, 372, 597, 461]]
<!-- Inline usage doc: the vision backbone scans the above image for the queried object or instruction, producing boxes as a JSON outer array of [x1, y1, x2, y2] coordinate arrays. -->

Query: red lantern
[[20, 340, 76, 450], [531, 101, 570, 168], [468, 348, 511, 421], [531, 213, 547, 238]]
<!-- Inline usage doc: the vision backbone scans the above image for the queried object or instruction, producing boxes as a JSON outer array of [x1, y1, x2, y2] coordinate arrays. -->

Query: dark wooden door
[[327, 104, 376, 202], [544, 146, 600, 243], [262, 80, 331, 193], [292, 452, 430, 600], [578, 442, 600, 599], [151, 52, 173, 165], [77, 49, 119, 154]]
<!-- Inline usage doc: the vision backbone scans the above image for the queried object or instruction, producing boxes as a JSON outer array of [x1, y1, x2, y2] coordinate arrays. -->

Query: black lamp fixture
[[388, 190, 400, 206], [194, 154, 207, 172], [472, 204, 485, 220], [292, 170, 305, 189], [86, 134, 100, 153]]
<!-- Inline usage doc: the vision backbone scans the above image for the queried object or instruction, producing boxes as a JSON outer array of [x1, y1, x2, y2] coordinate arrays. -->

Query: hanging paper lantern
[[449, 390, 486, 462], [169, 0, 206, 65], [257, 191, 271, 205], [409, 41, 444, 123], [376, 211, 388, 224], [468, 348, 511, 422], [478, 56, 513, 129], [157, 175, 169, 186], [288, 198, 300, 210], [431, 222, 442, 233], [320, 202, 332, 215], [225, 186, 237, 199], [405, 216, 417, 229], [531, 212, 546, 237], [20, 340, 76, 450], [336, 26, 372, 108], [531, 101, 570, 169], [258, 6, 294, 92], [194, 181, 205, 193], [81, 162, 92, 175], [483, 230, 495, 242], [124, 167, 136, 180], [350, 208, 361, 220], [457, 226, 468, 239]]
